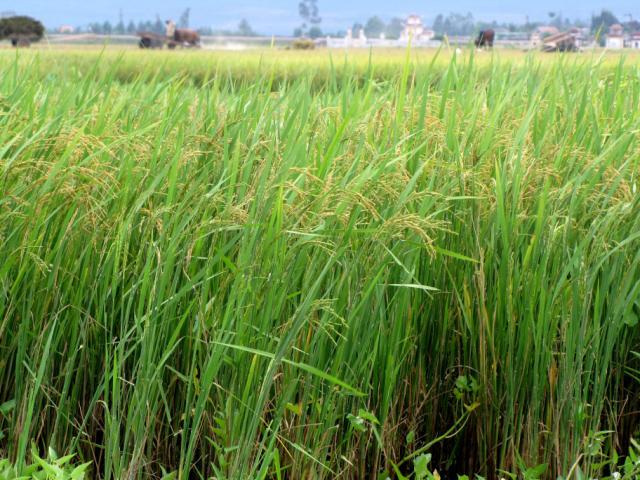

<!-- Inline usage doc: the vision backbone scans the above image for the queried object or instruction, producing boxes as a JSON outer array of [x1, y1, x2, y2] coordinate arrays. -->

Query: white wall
[[326, 37, 441, 49], [606, 37, 624, 49]]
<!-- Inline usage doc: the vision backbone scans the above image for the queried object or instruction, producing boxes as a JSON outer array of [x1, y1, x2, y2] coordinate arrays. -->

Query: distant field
[[0, 49, 639, 479], [0, 46, 637, 97]]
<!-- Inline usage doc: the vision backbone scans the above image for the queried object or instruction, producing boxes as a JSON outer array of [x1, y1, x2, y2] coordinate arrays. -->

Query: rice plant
[[0, 48, 639, 479]]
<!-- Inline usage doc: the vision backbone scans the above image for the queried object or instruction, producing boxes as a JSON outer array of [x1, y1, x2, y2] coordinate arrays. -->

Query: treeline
[[70, 18, 257, 36], [86, 8, 193, 35], [347, 12, 588, 39], [54, 7, 258, 37], [51, 7, 640, 39], [344, 9, 638, 39], [86, 19, 163, 35], [590, 10, 640, 33], [197, 20, 257, 37]]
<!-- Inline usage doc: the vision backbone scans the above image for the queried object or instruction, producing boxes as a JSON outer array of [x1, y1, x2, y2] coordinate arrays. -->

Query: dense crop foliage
[[0, 49, 639, 479]]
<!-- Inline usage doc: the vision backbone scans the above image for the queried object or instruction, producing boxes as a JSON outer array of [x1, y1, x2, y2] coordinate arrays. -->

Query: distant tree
[[102, 21, 113, 35], [432, 14, 444, 35], [546, 12, 566, 29], [298, 0, 321, 37], [137, 21, 153, 33], [460, 12, 475, 36], [237, 19, 255, 36], [179, 8, 191, 29], [477, 20, 499, 32], [115, 9, 125, 34], [308, 26, 323, 38], [0, 16, 44, 45], [87, 23, 98, 33], [364, 16, 386, 38], [439, 12, 474, 36], [591, 10, 619, 34], [573, 18, 588, 28], [153, 16, 164, 34], [126, 20, 136, 34], [385, 17, 404, 39], [351, 22, 364, 36], [197, 26, 213, 35], [293, 27, 303, 37], [625, 19, 640, 32]]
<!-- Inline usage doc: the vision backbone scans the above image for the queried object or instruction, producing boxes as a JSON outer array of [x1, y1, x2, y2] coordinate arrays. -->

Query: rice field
[[0, 48, 639, 479]]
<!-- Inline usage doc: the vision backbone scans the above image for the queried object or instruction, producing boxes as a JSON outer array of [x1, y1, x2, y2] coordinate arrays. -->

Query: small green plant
[[453, 375, 479, 402], [561, 437, 640, 480], [0, 448, 90, 480]]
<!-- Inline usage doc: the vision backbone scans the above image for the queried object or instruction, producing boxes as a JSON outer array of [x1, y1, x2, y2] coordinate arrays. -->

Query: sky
[[6, 1, 640, 34]]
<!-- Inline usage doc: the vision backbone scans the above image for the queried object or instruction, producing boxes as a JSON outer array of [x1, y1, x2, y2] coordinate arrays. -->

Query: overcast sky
[[7, 1, 640, 34]]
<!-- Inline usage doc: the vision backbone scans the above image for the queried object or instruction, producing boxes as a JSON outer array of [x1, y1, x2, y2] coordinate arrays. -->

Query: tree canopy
[[297, 0, 321, 37], [384, 18, 404, 39], [364, 16, 385, 38], [591, 10, 620, 34], [237, 19, 256, 37], [179, 8, 191, 29], [0, 16, 44, 42]]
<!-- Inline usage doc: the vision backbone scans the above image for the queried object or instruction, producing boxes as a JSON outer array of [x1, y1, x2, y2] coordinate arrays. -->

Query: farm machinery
[[541, 31, 579, 52], [137, 30, 201, 49]]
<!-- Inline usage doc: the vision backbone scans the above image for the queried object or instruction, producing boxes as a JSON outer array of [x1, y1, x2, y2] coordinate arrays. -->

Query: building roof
[[609, 24, 624, 36], [536, 26, 559, 35], [405, 15, 423, 26], [543, 30, 578, 44]]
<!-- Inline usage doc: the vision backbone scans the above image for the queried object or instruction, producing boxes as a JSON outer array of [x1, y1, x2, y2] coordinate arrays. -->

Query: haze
[[9, 0, 640, 34]]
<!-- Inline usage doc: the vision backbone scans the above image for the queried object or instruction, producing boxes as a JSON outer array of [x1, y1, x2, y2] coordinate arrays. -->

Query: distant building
[[326, 25, 440, 49], [325, 13, 438, 49], [495, 30, 529, 42], [541, 30, 578, 51], [347, 28, 367, 47], [629, 32, 640, 49], [537, 26, 560, 36], [568, 27, 591, 49], [530, 26, 561, 49], [530, 27, 592, 51], [326, 28, 368, 48], [58, 25, 75, 34], [606, 24, 625, 49], [400, 15, 434, 42], [530, 32, 542, 49]]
